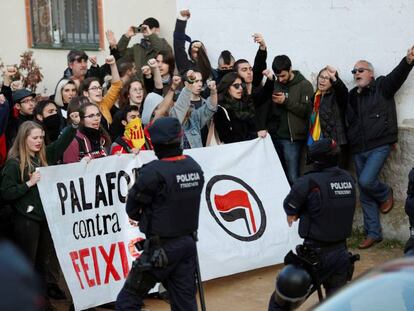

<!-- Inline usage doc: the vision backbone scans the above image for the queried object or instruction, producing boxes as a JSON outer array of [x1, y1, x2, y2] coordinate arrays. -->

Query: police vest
[[140, 155, 204, 238], [299, 167, 356, 242]]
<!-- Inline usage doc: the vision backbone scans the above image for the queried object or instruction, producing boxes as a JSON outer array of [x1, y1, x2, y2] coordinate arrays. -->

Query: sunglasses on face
[[73, 57, 88, 63], [351, 68, 371, 74], [231, 83, 244, 90]]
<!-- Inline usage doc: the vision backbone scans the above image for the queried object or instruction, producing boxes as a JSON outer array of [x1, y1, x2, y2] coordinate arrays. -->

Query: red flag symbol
[[214, 190, 257, 234]]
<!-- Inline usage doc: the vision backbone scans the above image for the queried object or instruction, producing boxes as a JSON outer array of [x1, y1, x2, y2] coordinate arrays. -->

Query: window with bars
[[29, 0, 101, 50]]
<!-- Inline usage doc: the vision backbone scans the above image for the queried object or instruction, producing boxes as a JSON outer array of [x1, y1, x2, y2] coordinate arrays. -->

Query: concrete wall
[[177, 0, 414, 125], [0, 0, 177, 95]]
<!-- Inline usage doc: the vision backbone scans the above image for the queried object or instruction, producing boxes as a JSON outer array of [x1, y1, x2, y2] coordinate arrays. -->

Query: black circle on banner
[[205, 174, 266, 241]]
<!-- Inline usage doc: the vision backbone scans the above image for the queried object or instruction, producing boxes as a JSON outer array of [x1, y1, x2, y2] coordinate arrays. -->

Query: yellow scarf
[[124, 118, 146, 149]]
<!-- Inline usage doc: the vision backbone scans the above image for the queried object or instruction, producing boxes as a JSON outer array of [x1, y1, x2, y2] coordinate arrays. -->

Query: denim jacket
[[170, 87, 217, 148]]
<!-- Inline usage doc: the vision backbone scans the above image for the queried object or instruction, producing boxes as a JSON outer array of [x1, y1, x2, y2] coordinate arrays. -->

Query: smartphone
[[273, 82, 286, 94]]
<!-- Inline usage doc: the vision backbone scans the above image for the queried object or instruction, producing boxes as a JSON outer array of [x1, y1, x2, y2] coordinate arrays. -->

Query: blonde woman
[[0, 117, 78, 303]]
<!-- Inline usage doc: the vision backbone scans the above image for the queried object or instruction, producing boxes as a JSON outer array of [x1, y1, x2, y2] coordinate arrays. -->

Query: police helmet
[[307, 138, 338, 165], [148, 117, 183, 145], [274, 264, 312, 309]]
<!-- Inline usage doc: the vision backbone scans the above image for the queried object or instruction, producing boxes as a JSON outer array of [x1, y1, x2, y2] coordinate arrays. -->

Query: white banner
[[38, 136, 301, 310]]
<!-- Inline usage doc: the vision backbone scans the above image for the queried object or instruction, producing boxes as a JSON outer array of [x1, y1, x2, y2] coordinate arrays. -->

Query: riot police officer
[[116, 117, 205, 311], [268, 138, 357, 311]]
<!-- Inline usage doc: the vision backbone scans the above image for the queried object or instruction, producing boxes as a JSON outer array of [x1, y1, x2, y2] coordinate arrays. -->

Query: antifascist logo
[[205, 175, 266, 241]]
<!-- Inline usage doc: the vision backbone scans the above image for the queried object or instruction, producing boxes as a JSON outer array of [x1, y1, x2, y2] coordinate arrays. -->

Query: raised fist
[[105, 55, 115, 65], [89, 56, 98, 66], [407, 45, 414, 65], [126, 26, 136, 38], [252, 33, 266, 49], [147, 58, 157, 68], [186, 70, 196, 82], [207, 79, 216, 91], [262, 69, 274, 80], [141, 65, 151, 77], [180, 9, 191, 19], [172, 75, 182, 88]]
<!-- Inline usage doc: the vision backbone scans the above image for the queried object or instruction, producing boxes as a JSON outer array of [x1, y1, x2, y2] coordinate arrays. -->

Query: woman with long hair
[[119, 78, 146, 112], [156, 50, 176, 95], [63, 102, 111, 163], [174, 9, 214, 82], [214, 72, 257, 143], [80, 55, 121, 130], [110, 78, 147, 140], [0, 117, 78, 304]]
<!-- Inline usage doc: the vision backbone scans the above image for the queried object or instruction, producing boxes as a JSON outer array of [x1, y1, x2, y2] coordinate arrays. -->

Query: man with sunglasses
[[346, 45, 414, 249]]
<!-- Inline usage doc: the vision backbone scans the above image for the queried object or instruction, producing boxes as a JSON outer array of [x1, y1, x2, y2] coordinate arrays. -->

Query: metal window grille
[[30, 0, 99, 50]]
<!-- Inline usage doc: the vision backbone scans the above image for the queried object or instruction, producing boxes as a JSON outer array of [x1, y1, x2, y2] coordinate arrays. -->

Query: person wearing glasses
[[6, 89, 37, 149], [80, 55, 121, 130], [346, 45, 414, 249], [214, 72, 257, 144], [63, 102, 111, 163], [110, 78, 147, 141], [307, 66, 348, 168]]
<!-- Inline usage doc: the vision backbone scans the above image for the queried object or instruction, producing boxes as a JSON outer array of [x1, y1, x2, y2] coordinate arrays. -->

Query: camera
[[132, 25, 145, 33]]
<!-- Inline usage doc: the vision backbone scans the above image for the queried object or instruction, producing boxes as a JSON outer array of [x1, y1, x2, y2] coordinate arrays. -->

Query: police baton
[[193, 232, 207, 311], [195, 252, 207, 311]]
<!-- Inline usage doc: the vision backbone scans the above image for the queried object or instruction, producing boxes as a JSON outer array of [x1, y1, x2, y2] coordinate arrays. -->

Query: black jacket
[[316, 77, 348, 145], [214, 104, 257, 144], [346, 58, 413, 154]]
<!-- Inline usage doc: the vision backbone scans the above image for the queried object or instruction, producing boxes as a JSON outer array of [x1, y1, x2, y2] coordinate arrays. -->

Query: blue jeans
[[272, 138, 303, 185], [353, 144, 392, 240]]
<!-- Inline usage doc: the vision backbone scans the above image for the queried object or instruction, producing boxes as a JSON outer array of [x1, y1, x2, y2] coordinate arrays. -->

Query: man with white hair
[[346, 45, 414, 249]]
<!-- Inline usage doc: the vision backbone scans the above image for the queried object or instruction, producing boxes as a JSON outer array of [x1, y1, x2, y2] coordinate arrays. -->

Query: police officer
[[404, 168, 414, 256], [268, 138, 357, 310], [116, 117, 205, 311]]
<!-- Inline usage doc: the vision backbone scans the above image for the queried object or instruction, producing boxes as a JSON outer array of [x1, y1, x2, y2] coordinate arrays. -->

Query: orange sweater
[[98, 80, 122, 124]]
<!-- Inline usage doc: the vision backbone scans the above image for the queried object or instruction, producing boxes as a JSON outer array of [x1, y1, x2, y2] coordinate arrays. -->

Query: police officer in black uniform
[[404, 168, 414, 256], [268, 138, 357, 311], [115, 117, 205, 311]]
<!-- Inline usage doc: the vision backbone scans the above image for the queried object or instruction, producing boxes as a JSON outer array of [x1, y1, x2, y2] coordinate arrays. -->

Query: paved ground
[[54, 243, 404, 310]]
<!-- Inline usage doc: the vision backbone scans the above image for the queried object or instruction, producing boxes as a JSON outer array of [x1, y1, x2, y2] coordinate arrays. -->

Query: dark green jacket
[[258, 71, 314, 140], [0, 125, 76, 222], [117, 33, 172, 77]]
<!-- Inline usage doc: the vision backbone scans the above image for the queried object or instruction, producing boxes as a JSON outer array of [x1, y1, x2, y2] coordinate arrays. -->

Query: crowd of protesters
[[1, 8, 414, 310]]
